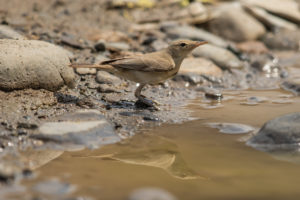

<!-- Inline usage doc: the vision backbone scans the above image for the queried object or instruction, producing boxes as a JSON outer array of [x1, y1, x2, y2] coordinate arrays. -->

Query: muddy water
[[19, 90, 300, 200]]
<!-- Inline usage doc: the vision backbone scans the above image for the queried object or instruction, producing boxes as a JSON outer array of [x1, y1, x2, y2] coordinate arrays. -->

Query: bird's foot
[[139, 95, 161, 106], [136, 97, 161, 111]]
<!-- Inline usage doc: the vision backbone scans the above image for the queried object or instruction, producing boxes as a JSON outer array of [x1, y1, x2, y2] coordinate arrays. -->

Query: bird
[[70, 39, 208, 110]]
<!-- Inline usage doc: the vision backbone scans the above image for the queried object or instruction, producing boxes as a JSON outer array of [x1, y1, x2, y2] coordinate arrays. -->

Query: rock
[[60, 33, 91, 49], [208, 3, 266, 42], [94, 40, 106, 51], [247, 113, 300, 149], [96, 71, 122, 85], [161, 23, 229, 48], [94, 54, 109, 64], [97, 84, 120, 93], [242, 0, 300, 24], [171, 2, 210, 24], [244, 5, 298, 31], [236, 41, 269, 54], [151, 39, 168, 51], [207, 122, 255, 134], [105, 42, 130, 51], [33, 179, 75, 196], [262, 30, 300, 50], [192, 44, 243, 70], [31, 109, 120, 149], [75, 68, 97, 75], [0, 39, 75, 91], [241, 96, 268, 106], [198, 87, 223, 100], [281, 79, 300, 95], [179, 57, 223, 77], [0, 25, 26, 40], [129, 187, 177, 200]]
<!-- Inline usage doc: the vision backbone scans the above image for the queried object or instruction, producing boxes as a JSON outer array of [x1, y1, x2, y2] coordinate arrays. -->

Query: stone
[[236, 41, 269, 54], [94, 40, 106, 51], [171, 2, 209, 24], [207, 122, 255, 134], [31, 110, 120, 149], [129, 187, 177, 200], [33, 179, 75, 196], [75, 68, 97, 75], [281, 79, 300, 95], [97, 84, 120, 93], [244, 5, 298, 31], [247, 113, 300, 149], [242, 0, 300, 24], [262, 30, 300, 50], [208, 3, 266, 42], [0, 39, 75, 91], [96, 71, 122, 85], [161, 23, 229, 48], [0, 25, 26, 40], [151, 39, 168, 51], [105, 42, 130, 51], [192, 44, 243, 70], [179, 57, 222, 77], [60, 33, 91, 49]]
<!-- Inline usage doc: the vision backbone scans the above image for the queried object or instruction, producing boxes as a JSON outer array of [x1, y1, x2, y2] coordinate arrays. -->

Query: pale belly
[[116, 69, 179, 84]]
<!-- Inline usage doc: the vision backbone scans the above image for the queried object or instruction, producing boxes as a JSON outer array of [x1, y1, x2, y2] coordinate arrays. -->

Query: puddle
[[11, 90, 300, 200]]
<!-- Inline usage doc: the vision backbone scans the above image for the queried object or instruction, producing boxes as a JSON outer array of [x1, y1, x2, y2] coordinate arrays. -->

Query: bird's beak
[[195, 41, 208, 47]]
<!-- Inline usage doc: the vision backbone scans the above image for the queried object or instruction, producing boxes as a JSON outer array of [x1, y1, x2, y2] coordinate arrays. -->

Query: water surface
[[18, 90, 300, 200]]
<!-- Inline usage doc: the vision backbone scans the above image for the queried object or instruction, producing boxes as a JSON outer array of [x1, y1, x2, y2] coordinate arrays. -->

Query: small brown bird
[[70, 39, 207, 110]]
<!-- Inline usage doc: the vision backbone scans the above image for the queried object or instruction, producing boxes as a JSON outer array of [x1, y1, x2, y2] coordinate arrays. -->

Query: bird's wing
[[101, 53, 175, 72]]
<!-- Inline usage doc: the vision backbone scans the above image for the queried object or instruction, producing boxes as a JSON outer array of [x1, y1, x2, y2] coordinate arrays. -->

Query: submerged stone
[[129, 187, 177, 200], [247, 113, 300, 150], [31, 110, 120, 149], [33, 179, 75, 196], [207, 122, 255, 134]]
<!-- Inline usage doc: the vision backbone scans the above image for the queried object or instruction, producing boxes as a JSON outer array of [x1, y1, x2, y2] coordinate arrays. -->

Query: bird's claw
[[137, 97, 161, 111]]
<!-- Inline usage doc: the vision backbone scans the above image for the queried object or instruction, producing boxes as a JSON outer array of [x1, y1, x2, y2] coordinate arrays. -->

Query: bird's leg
[[134, 84, 160, 110]]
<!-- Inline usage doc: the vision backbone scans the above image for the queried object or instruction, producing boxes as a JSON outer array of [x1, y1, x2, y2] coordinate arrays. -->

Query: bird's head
[[167, 39, 208, 59]]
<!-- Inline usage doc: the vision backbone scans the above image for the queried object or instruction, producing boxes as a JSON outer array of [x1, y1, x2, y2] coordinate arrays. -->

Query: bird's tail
[[69, 64, 115, 73]]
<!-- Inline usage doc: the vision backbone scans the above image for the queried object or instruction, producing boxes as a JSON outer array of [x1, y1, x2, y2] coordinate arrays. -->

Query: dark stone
[[247, 113, 300, 150], [281, 80, 300, 96], [17, 122, 38, 129], [94, 41, 106, 51]]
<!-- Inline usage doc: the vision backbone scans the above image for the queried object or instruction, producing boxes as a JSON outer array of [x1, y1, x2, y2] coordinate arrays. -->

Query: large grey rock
[[262, 30, 300, 50], [209, 4, 266, 42], [247, 113, 300, 149], [31, 109, 120, 149], [161, 23, 229, 48], [0, 25, 26, 40], [242, 0, 300, 24], [192, 44, 243, 70], [0, 39, 75, 91]]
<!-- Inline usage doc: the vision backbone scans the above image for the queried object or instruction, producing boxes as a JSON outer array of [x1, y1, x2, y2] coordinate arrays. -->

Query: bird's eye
[[180, 43, 186, 47]]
